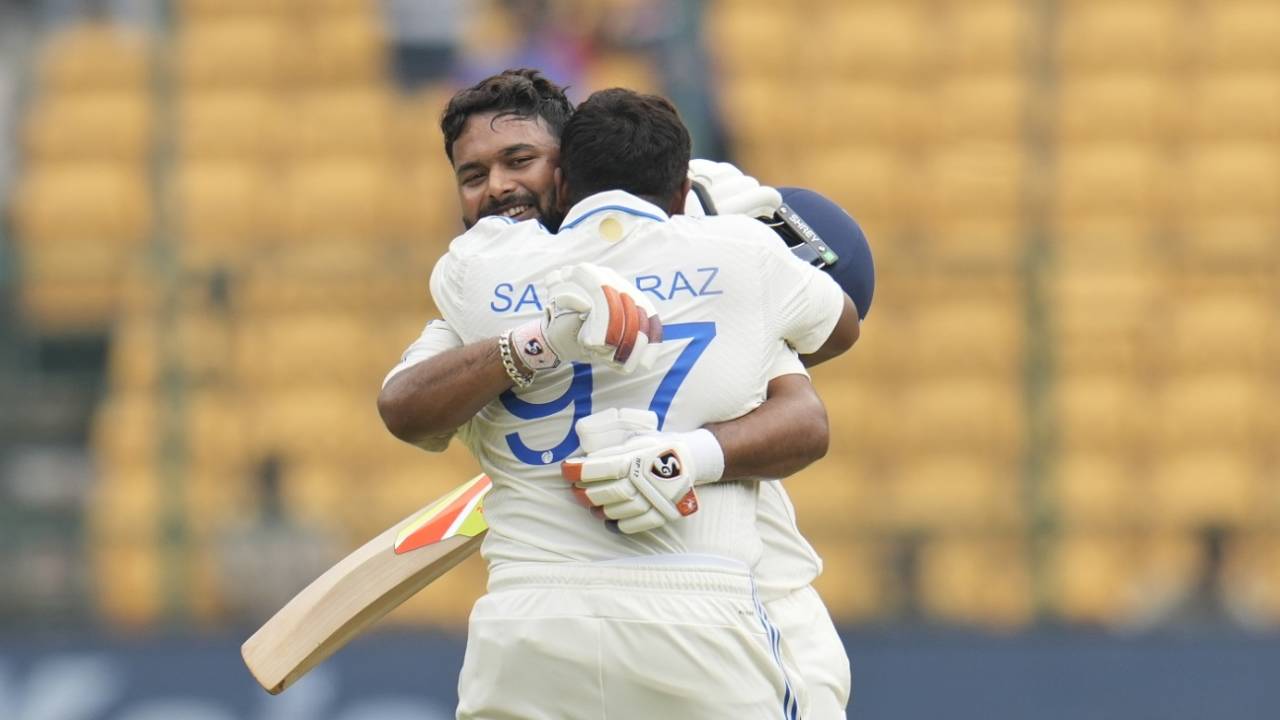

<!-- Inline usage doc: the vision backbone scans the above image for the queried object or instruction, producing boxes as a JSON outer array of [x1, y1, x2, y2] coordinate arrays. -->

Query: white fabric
[[764, 585, 852, 719], [456, 561, 807, 720], [429, 190, 845, 571], [686, 158, 783, 218]]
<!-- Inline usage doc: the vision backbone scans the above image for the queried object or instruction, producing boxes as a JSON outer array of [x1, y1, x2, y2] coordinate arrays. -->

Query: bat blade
[[241, 474, 491, 694]]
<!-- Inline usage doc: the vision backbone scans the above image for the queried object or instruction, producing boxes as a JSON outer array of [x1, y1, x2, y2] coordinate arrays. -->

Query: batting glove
[[562, 426, 726, 534], [685, 159, 783, 218], [512, 263, 663, 375]]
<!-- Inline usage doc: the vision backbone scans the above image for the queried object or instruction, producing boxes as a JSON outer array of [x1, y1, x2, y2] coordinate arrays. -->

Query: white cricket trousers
[[456, 558, 807, 720], [764, 585, 851, 719]]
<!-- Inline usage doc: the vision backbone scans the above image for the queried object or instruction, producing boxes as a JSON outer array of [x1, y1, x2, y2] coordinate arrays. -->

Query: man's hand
[[685, 159, 782, 218], [562, 409, 726, 534]]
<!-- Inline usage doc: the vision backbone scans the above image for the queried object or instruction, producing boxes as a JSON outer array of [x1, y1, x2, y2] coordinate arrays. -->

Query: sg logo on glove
[[651, 450, 682, 479]]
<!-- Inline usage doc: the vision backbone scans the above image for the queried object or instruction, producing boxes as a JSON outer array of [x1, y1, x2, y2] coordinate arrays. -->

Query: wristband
[[497, 331, 535, 389], [682, 428, 725, 485]]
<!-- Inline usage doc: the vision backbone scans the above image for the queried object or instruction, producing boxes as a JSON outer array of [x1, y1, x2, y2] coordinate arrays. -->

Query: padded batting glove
[[685, 159, 783, 218], [562, 425, 726, 535]]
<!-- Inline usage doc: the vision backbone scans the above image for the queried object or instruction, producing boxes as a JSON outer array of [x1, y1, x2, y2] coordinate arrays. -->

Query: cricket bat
[[242, 473, 491, 694]]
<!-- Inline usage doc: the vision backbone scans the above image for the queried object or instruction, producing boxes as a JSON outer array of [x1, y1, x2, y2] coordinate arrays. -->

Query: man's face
[[450, 112, 561, 230]]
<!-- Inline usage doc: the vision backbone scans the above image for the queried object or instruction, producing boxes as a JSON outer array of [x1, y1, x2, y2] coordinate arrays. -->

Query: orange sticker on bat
[[394, 475, 492, 554]]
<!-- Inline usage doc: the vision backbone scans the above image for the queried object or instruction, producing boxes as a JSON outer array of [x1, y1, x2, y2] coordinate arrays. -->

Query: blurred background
[[1, 0, 1279, 717]]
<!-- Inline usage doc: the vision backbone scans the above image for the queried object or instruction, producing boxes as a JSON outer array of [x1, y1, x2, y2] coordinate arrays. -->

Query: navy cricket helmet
[[773, 187, 875, 320]]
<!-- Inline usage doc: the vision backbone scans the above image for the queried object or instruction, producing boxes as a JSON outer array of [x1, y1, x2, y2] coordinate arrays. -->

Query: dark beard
[[463, 186, 564, 231]]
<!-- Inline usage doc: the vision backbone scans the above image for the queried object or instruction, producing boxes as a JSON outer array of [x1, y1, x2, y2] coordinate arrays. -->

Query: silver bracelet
[[498, 331, 535, 389]]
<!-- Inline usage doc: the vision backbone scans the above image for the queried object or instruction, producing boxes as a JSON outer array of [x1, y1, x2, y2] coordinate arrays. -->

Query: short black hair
[[440, 68, 573, 163], [559, 88, 692, 208]]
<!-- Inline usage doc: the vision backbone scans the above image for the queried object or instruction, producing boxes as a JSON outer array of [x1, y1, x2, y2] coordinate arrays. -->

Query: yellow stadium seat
[[92, 538, 164, 627], [1051, 143, 1172, 230], [1053, 373, 1149, 453], [1165, 295, 1275, 373], [234, 311, 380, 387], [1174, 143, 1280, 215], [24, 91, 152, 164], [1055, 74, 1179, 144], [297, 12, 386, 87], [281, 158, 399, 243], [1153, 373, 1277, 451], [895, 379, 1024, 458], [174, 161, 275, 266], [1148, 452, 1262, 528], [825, 3, 932, 80], [249, 390, 380, 461], [177, 89, 287, 161], [92, 394, 161, 470], [1048, 533, 1139, 624], [809, 540, 894, 623], [916, 144, 1027, 263], [930, 75, 1028, 145], [908, 298, 1023, 376], [292, 87, 395, 159], [917, 535, 1033, 627], [90, 462, 162, 539], [582, 52, 660, 95], [781, 464, 883, 534], [1052, 452, 1143, 528], [804, 147, 912, 243], [1183, 73, 1280, 143], [1048, 269, 1163, 373], [719, 78, 806, 146], [391, 163, 465, 242], [14, 165, 151, 245], [185, 467, 254, 537], [706, 3, 803, 79], [180, 0, 289, 18], [885, 454, 1021, 530], [40, 24, 150, 92], [811, 82, 922, 148], [935, 0, 1031, 73], [277, 458, 350, 528], [1196, 1, 1280, 70], [178, 17, 290, 89], [1057, 1, 1186, 72], [391, 85, 458, 162], [107, 316, 160, 391], [186, 390, 251, 474]]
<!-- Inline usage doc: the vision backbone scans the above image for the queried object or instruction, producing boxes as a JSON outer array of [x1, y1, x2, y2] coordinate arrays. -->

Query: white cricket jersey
[[429, 191, 845, 570]]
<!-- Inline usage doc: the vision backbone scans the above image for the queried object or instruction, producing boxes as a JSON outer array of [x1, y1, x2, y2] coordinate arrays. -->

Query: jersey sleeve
[[382, 318, 465, 389], [760, 238, 846, 355], [766, 344, 809, 381]]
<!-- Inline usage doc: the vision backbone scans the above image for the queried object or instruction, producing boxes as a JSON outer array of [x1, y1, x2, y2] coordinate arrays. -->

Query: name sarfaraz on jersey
[[489, 267, 722, 313]]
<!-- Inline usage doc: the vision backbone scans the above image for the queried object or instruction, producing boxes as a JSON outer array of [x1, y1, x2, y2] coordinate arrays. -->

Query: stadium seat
[[1153, 373, 1277, 451], [24, 91, 152, 164], [91, 393, 161, 470], [291, 87, 395, 159], [908, 298, 1023, 375], [935, 0, 1031, 73], [1053, 373, 1149, 453], [1182, 73, 1280, 143], [178, 89, 286, 161], [185, 390, 251, 474], [1196, 1, 1280, 70], [719, 77, 806, 147], [825, 3, 931, 80], [1050, 144, 1172, 235], [783, 464, 883, 534], [885, 454, 1021, 530], [1048, 269, 1163, 373], [14, 164, 151, 245], [178, 17, 290, 89], [917, 535, 1033, 627], [107, 315, 160, 391], [280, 158, 399, 243], [277, 459, 350, 529], [1048, 533, 1138, 624], [296, 12, 386, 87], [234, 312, 380, 387], [812, 82, 921, 148], [809, 540, 894, 622], [805, 146, 912, 243], [582, 52, 660, 96], [894, 378, 1024, 459], [705, 2, 799, 79], [1148, 452, 1261, 528], [1055, 74, 1179, 144], [930, 75, 1028, 145], [1173, 143, 1280, 217], [174, 161, 274, 266], [916, 144, 1027, 263], [1164, 294, 1275, 373], [1052, 452, 1143, 528], [1057, 1, 1186, 72], [39, 24, 150, 92], [92, 538, 164, 627]]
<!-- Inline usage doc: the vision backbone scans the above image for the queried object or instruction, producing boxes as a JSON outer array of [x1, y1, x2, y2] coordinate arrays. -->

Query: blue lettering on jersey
[[490, 283, 515, 312], [635, 274, 664, 301], [514, 284, 543, 312], [696, 267, 723, 296], [667, 271, 696, 299]]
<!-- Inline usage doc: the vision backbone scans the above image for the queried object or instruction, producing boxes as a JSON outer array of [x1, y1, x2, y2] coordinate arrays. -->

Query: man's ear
[[670, 178, 693, 215], [555, 167, 570, 212]]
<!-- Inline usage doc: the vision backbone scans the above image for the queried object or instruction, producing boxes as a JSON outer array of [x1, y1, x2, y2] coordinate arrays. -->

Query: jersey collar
[[559, 191, 669, 233]]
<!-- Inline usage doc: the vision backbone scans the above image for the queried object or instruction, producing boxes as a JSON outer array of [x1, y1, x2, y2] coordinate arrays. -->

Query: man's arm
[[378, 339, 518, 445], [801, 294, 860, 368], [706, 372, 829, 480]]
